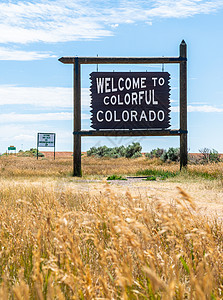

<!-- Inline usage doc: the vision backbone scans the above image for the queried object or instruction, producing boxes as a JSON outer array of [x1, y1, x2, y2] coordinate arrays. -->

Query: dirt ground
[[53, 177, 223, 221], [41, 151, 73, 158]]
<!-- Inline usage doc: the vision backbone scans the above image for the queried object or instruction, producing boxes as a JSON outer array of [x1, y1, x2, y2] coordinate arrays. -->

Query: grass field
[[0, 155, 223, 299]]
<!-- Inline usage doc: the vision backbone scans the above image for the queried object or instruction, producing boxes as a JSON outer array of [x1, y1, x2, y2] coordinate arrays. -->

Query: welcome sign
[[90, 72, 171, 130]]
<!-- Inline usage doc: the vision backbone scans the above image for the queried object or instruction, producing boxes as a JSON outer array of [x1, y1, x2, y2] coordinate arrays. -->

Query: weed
[[136, 169, 178, 179], [107, 174, 127, 180]]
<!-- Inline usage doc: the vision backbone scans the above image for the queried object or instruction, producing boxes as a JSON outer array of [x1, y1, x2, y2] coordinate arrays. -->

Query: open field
[[0, 155, 223, 299]]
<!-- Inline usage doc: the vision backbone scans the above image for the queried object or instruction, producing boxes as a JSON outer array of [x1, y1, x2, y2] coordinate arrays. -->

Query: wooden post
[[37, 133, 39, 160], [73, 58, 82, 176], [54, 134, 56, 160], [180, 40, 188, 169]]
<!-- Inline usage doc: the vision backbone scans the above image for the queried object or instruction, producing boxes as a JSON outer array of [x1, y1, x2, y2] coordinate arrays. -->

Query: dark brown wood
[[59, 41, 188, 175], [73, 129, 186, 137], [180, 40, 188, 169], [90, 72, 171, 130], [73, 58, 82, 176], [59, 56, 186, 65]]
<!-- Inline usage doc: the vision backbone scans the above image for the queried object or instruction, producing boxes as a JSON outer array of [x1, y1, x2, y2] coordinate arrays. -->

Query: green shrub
[[210, 149, 221, 163], [131, 151, 142, 159], [87, 143, 142, 159], [17, 148, 45, 158], [199, 148, 221, 164], [125, 142, 142, 158], [145, 148, 165, 159], [161, 147, 180, 162], [35, 152, 45, 157], [145, 147, 180, 162]]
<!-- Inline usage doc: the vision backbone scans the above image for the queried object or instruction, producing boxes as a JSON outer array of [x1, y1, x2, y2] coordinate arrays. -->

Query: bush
[[125, 142, 142, 158], [87, 142, 142, 159], [131, 151, 142, 159], [199, 148, 221, 164], [17, 148, 45, 158], [210, 149, 221, 163], [145, 148, 180, 162], [145, 148, 165, 159], [161, 147, 180, 162]]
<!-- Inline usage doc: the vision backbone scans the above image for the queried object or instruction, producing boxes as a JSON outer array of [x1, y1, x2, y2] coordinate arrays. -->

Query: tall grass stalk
[[0, 180, 222, 299]]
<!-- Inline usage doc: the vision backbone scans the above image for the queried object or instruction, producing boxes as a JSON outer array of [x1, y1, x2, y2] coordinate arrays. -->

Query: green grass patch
[[188, 170, 217, 180], [107, 175, 127, 181], [137, 168, 223, 182], [136, 169, 179, 180]]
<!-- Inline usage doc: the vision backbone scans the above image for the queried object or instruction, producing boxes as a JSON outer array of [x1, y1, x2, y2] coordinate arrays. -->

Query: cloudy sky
[[1, 0, 223, 153]]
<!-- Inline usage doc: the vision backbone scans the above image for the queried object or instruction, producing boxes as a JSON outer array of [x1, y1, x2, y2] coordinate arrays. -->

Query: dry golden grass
[[1, 155, 161, 177], [0, 155, 223, 299], [1, 155, 223, 177], [0, 179, 223, 299]]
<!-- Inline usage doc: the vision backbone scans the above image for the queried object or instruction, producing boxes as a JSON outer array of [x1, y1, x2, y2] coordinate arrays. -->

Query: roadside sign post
[[8, 146, 16, 155], [37, 133, 56, 160], [59, 40, 188, 177]]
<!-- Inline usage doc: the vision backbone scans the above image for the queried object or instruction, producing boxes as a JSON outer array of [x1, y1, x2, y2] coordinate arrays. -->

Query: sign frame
[[37, 133, 56, 160], [59, 40, 187, 176]]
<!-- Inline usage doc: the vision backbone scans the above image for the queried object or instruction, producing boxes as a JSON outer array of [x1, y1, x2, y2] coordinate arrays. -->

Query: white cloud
[[0, 111, 91, 123], [0, 0, 111, 44], [171, 105, 223, 113], [14, 134, 35, 141], [171, 106, 179, 112], [0, 86, 91, 108], [0, 123, 73, 152], [147, 0, 223, 18], [110, 24, 119, 28], [0, 0, 222, 44], [0, 112, 72, 123], [0, 47, 56, 60], [0, 124, 36, 144], [188, 105, 223, 113]]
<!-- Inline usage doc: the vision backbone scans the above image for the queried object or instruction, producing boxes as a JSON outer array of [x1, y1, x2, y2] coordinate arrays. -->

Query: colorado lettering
[[96, 110, 165, 123]]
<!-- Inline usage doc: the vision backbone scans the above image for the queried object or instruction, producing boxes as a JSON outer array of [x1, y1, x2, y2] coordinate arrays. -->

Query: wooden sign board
[[90, 72, 170, 130], [59, 40, 187, 176]]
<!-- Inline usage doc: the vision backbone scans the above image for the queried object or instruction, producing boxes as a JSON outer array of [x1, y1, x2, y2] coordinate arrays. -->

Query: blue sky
[[1, 0, 223, 154]]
